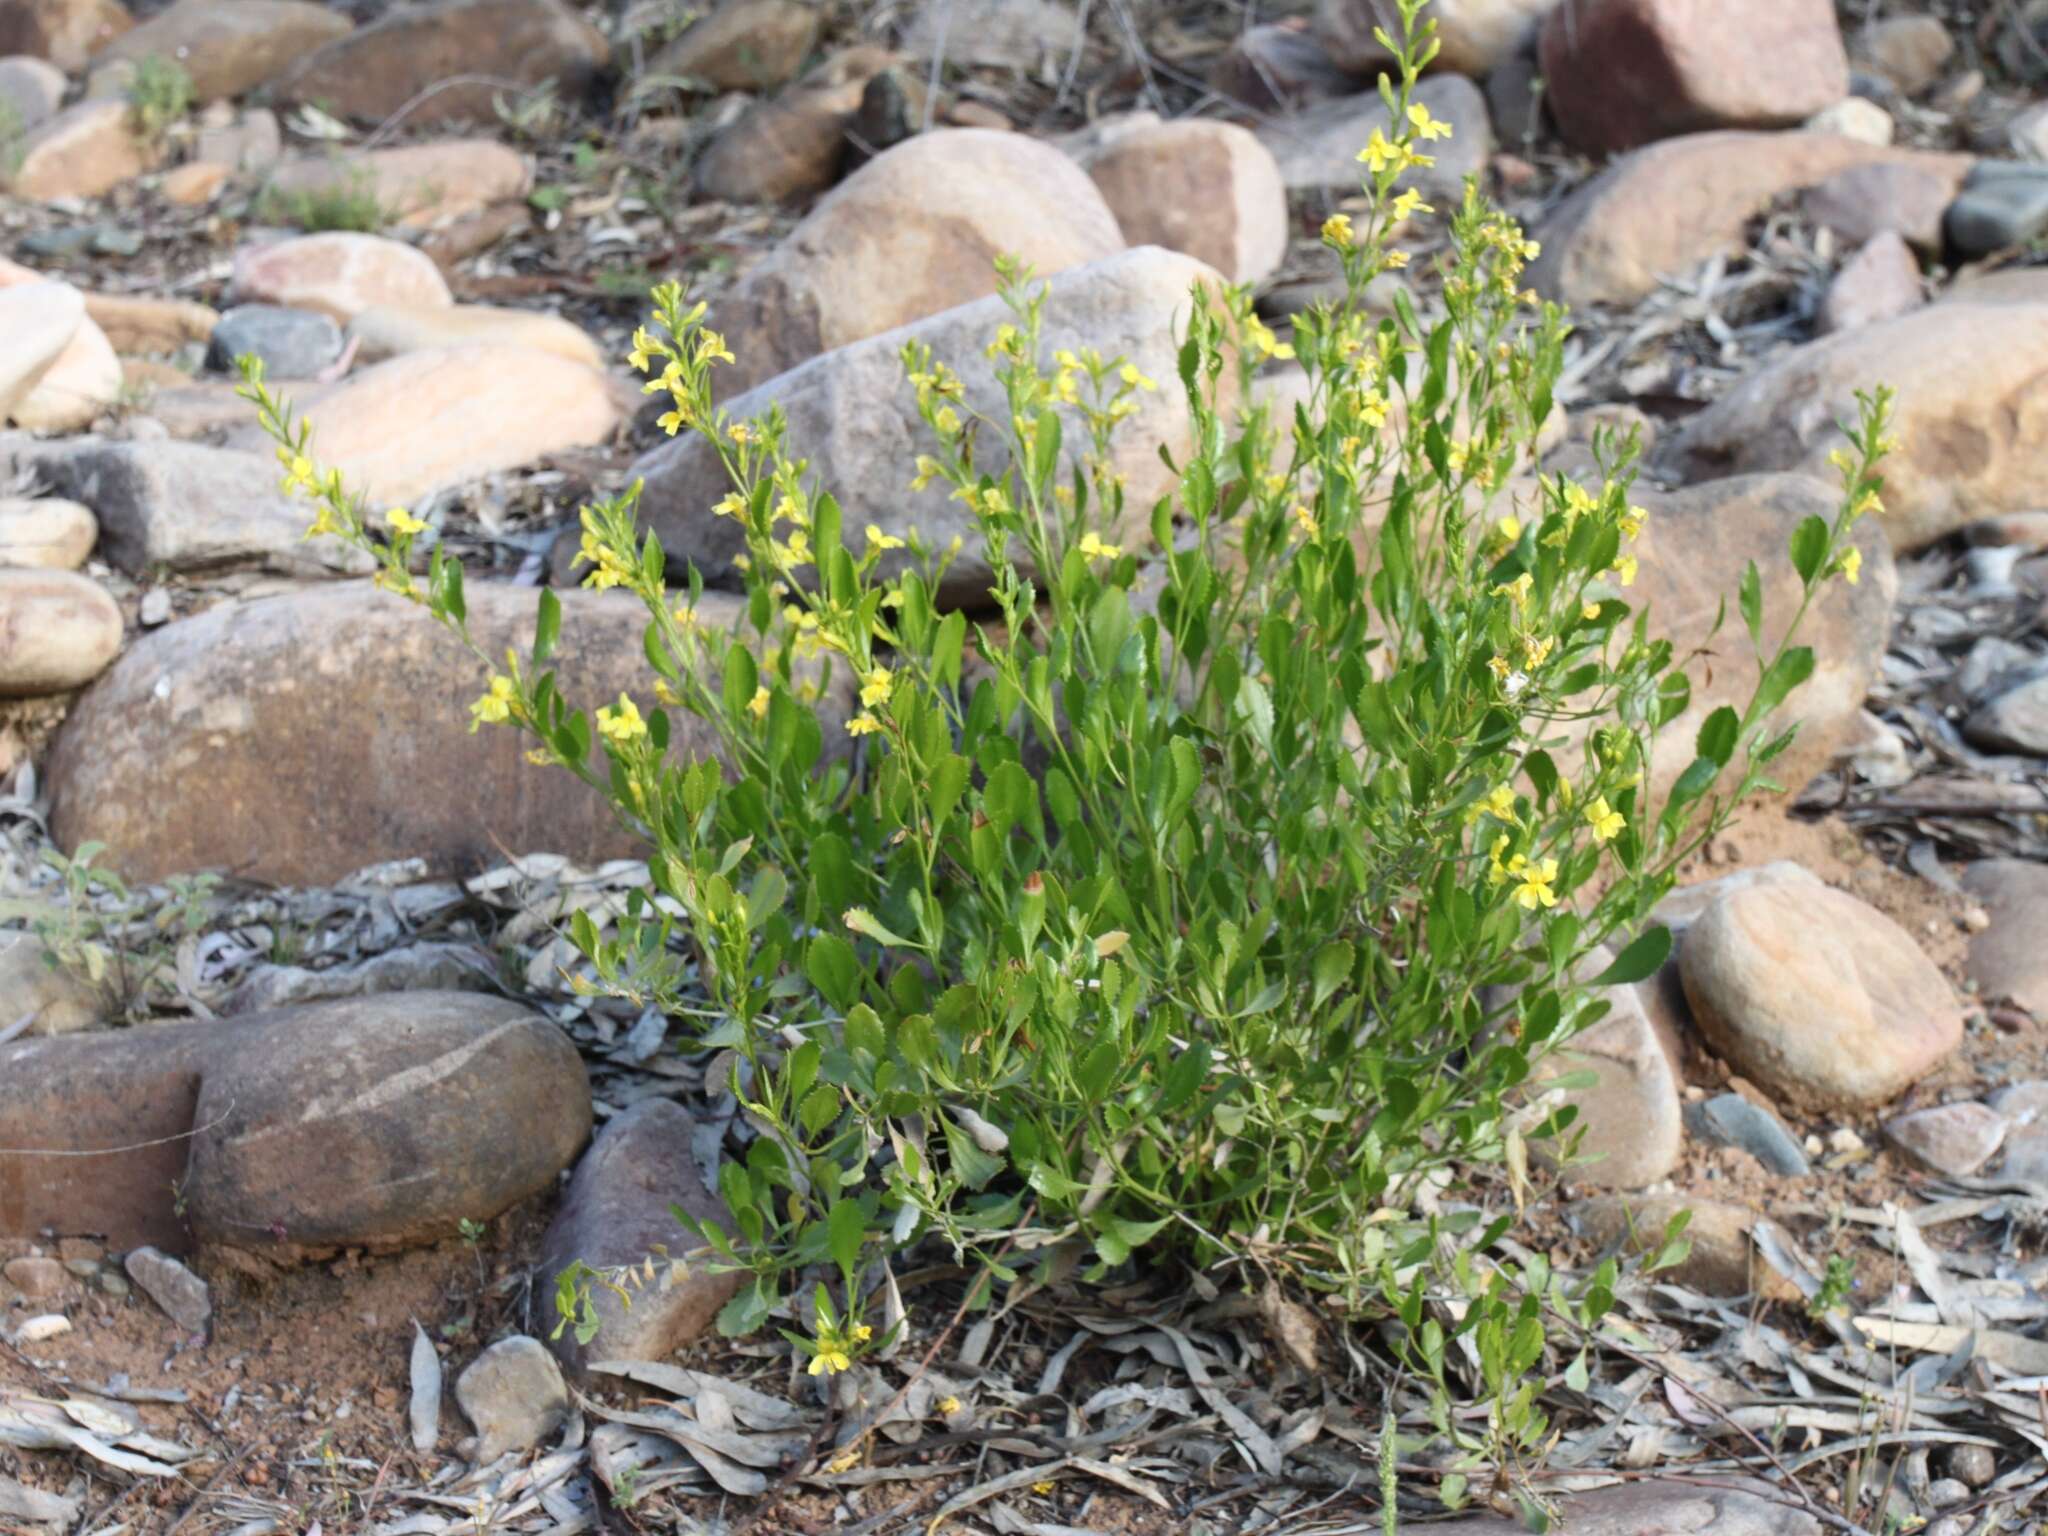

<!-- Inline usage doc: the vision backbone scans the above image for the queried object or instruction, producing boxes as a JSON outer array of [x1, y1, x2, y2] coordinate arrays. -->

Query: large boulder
[[633, 246, 1225, 609], [274, 0, 608, 127], [0, 272, 120, 433], [347, 302, 604, 371], [1680, 882, 1962, 1113], [1962, 859, 2048, 1017], [643, 0, 818, 92], [261, 140, 531, 231], [47, 582, 853, 884], [690, 45, 895, 205], [1315, 0, 1552, 78], [0, 278, 81, 425], [3, 436, 370, 576], [1538, 0, 1848, 155], [1607, 473, 1895, 795], [712, 128, 1125, 395], [1666, 303, 2048, 552], [1081, 119, 1287, 285], [1529, 133, 1970, 310], [0, 0, 130, 70], [222, 345, 620, 508], [1255, 74, 1492, 201], [0, 993, 590, 1257], [0, 567, 121, 696], [4, 96, 154, 200], [95, 0, 349, 101], [229, 232, 452, 324]]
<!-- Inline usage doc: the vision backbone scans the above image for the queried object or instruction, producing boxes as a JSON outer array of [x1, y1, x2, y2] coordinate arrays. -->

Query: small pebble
[[1947, 1444, 1996, 1488], [15, 1314, 71, 1343], [1927, 1478, 1968, 1509], [138, 587, 171, 626], [1828, 1127, 1867, 1156], [97, 1271, 130, 1298], [3, 1256, 68, 1298]]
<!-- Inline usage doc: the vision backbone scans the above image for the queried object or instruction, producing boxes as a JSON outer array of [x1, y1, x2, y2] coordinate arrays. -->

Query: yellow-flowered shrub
[[239, 0, 1889, 1489]]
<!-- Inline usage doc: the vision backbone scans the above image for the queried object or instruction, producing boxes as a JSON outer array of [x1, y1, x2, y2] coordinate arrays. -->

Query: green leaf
[[1311, 940, 1353, 1007], [827, 1199, 865, 1282], [1753, 646, 1815, 719], [806, 934, 860, 1011], [533, 588, 561, 665], [1157, 1041, 1212, 1114], [432, 555, 465, 625], [722, 642, 758, 721], [799, 1083, 841, 1136], [983, 760, 1038, 839], [1587, 926, 1671, 986], [942, 1115, 1004, 1190], [1737, 560, 1763, 650], [1695, 704, 1740, 767], [1234, 674, 1275, 752], [928, 753, 971, 831], [1789, 514, 1831, 584], [716, 1278, 775, 1337], [844, 906, 915, 949]]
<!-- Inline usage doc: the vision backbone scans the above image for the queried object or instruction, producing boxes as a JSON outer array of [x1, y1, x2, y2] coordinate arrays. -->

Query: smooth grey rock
[[1694, 1093, 1812, 1175], [456, 1336, 567, 1462], [1946, 163, 2048, 256], [124, 1245, 212, 1331], [1964, 673, 2048, 756], [1885, 1100, 2007, 1176], [208, 303, 344, 380], [0, 436, 369, 579]]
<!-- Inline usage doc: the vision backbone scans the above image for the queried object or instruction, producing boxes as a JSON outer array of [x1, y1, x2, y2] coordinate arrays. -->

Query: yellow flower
[[1511, 857, 1559, 911], [1407, 101, 1453, 140], [1487, 654, 1513, 683], [861, 666, 894, 708], [748, 685, 770, 718], [847, 713, 882, 736], [1522, 633, 1554, 669], [1849, 487, 1882, 521], [711, 492, 746, 519], [808, 1348, 852, 1377], [1483, 784, 1519, 824], [1495, 515, 1522, 545], [1291, 503, 1318, 541], [934, 405, 961, 436], [1244, 317, 1294, 360], [697, 330, 735, 367], [597, 693, 647, 745], [1492, 572, 1533, 606], [1321, 212, 1354, 248], [1078, 530, 1123, 562], [1355, 388, 1389, 429], [1608, 554, 1638, 588], [1619, 504, 1648, 541], [910, 455, 943, 491], [1118, 362, 1156, 391], [865, 524, 906, 553], [386, 507, 427, 536], [1837, 545, 1862, 585], [469, 674, 517, 730], [1585, 796, 1624, 842], [1581, 601, 1602, 621], [937, 1395, 963, 1415], [852, 1322, 873, 1342], [1389, 187, 1431, 222], [825, 1449, 863, 1474], [627, 327, 657, 372], [1383, 249, 1411, 270]]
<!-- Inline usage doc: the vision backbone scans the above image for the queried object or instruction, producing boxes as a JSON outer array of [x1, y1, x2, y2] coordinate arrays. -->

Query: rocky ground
[[4, 0, 2048, 1531]]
